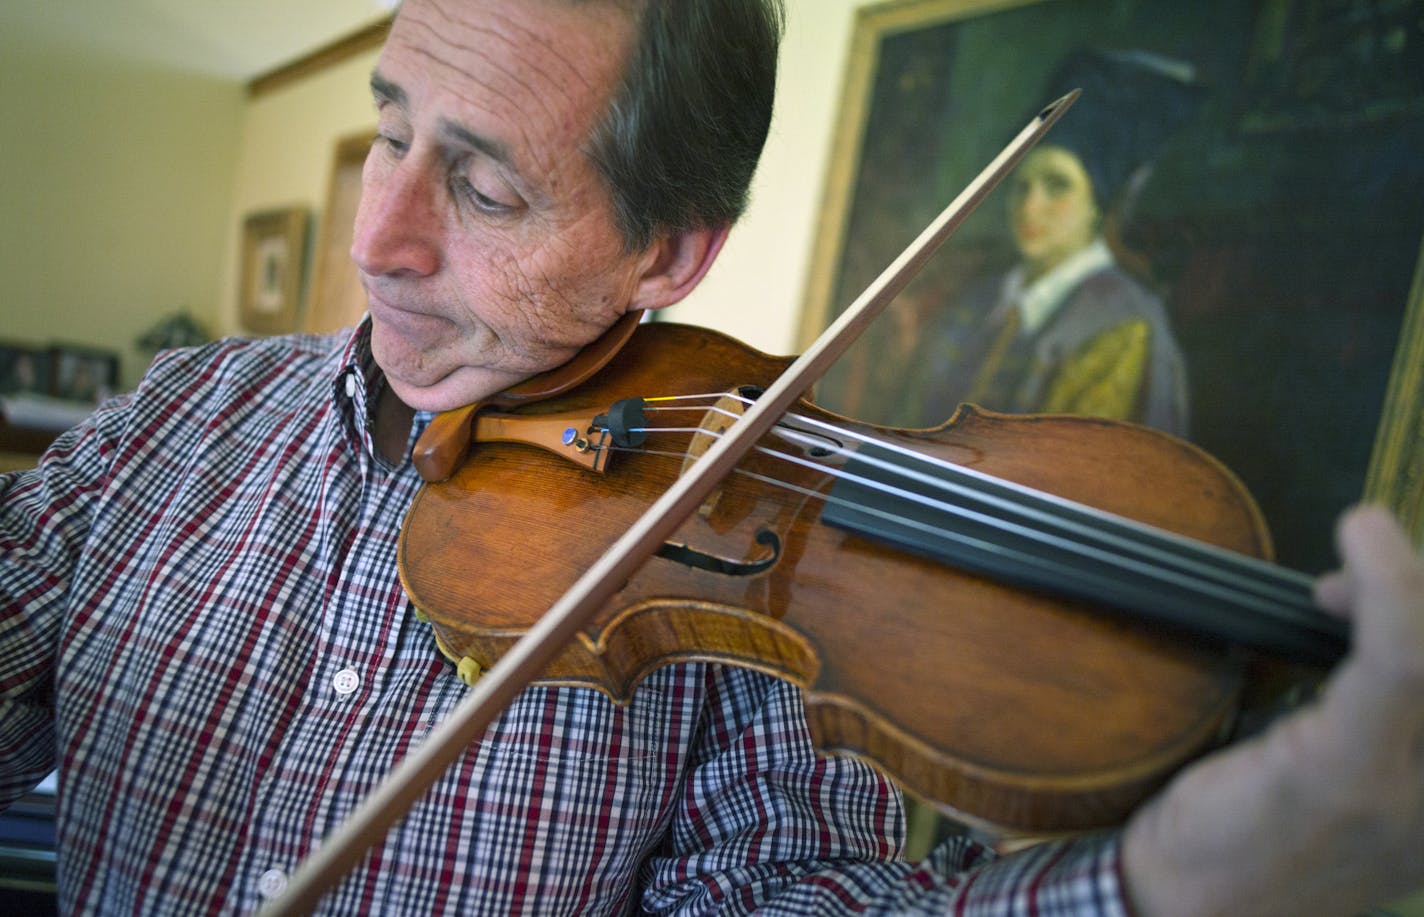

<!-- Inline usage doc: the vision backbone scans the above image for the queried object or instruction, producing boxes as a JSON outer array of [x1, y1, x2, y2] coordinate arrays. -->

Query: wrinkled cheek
[[512, 276, 620, 353]]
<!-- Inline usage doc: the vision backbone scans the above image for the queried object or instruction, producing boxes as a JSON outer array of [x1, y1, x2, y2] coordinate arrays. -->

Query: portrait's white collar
[[1000, 237, 1115, 334]]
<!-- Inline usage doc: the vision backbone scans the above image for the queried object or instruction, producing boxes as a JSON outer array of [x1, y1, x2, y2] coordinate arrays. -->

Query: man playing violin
[[2, 0, 1421, 914]]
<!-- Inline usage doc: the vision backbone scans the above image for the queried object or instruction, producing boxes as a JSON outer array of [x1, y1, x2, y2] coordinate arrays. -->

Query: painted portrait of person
[[903, 49, 1205, 436]]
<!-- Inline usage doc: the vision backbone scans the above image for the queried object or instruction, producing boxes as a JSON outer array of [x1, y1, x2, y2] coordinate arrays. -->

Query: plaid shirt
[[1, 323, 1130, 915]]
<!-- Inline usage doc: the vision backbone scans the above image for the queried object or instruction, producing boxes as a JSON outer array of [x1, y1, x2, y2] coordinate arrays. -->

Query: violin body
[[399, 322, 1272, 834]]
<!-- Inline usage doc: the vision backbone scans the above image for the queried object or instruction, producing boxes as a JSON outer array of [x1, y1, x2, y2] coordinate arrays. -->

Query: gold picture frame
[[239, 207, 309, 335], [802, 0, 1424, 559]]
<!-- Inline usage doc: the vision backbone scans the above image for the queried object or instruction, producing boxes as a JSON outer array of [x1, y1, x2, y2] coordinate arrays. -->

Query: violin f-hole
[[655, 527, 782, 577]]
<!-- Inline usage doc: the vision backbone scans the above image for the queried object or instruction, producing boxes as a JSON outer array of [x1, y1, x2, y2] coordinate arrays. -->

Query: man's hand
[[1123, 504, 1424, 916]]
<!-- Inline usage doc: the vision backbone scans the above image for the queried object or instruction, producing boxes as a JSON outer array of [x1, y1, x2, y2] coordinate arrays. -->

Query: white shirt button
[[332, 667, 361, 696], [257, 867, 287, 899], [344, 373, 358, 398]]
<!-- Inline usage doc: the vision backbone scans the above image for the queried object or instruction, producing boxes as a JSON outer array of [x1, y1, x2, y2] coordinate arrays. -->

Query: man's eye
[[453, 171, 517, 215], [375, 133, 409, 156]]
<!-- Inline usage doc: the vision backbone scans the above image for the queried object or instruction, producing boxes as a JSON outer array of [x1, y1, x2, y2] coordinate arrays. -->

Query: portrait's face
[[351, 0, 656, 412], [1008, 145, 1100, 276]]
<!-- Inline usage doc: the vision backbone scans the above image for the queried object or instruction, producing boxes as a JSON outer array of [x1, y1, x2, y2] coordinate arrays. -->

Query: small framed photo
[[49, 344, 120, 404], [0, 342, 52, 396], [239, 207, 309, 335]]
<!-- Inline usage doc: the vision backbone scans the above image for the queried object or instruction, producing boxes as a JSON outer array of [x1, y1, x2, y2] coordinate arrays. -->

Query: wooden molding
[[247, 16, 393, 98]]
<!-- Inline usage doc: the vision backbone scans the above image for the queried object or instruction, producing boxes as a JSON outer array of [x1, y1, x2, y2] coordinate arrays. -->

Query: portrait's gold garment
[[1040, 319, 1151, 420]]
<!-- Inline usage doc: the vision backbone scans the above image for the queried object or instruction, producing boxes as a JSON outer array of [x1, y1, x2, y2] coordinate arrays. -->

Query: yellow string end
[[456, 656, 483, 686]]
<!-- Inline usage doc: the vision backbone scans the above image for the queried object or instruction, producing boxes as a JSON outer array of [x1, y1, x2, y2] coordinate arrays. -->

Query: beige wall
[[0, 32, 243, 391]]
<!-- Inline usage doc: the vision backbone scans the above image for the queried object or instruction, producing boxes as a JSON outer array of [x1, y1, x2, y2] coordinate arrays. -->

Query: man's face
[[351, 0, 653, 412]]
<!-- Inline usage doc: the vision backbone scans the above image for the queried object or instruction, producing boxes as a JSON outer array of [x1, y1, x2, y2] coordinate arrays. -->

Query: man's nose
[[350, 154, 441, 278]]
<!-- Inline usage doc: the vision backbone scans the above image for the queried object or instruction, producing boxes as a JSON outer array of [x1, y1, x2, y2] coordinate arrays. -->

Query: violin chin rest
[[413, 404, 477, 483]]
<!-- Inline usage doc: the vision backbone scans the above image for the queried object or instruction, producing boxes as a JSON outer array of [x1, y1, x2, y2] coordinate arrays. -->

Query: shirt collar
[[332, 317, 433, 467], [1000, 237, 1115, 334]]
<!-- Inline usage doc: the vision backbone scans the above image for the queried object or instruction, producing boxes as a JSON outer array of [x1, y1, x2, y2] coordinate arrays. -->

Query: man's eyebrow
[[370, 71, 405, 106], [439, 119, 517, 174], [369, 69, 519, 176]]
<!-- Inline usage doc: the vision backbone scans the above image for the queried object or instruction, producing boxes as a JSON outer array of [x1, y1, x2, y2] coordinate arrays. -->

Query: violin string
[[649, 393, 1319, 600], [615, 430, 1294, 645], [641, 448, 1330, 660], [761, 424, 1328, 631], [601, 437, 1137, 620], [779, 417, 1317, 597], [609, 397, 1326, 632], [718, 459, 1238, 623], [610, 430, 1308, 643], [799, 407, 1316, 588]]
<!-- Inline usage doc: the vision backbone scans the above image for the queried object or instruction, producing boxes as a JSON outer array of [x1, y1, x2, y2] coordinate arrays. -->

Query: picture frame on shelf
[[239, 207, 309, 335], [0, 342, 53, 397], [48, 343, 120, 404]]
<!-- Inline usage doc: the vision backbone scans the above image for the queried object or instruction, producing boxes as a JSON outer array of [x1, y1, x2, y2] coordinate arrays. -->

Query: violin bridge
[[681, 391, 748, 517]]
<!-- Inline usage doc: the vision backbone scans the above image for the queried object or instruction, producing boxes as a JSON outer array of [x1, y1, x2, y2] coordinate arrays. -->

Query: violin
[[260, 90, 1345, 914], [399, 319, 1342, 835]]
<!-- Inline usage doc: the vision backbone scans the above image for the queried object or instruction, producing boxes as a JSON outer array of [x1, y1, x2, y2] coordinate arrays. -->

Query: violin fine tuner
[[592, 398, 649, 449]]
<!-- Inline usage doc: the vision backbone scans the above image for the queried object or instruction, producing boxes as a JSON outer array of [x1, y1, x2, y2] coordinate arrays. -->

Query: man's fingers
[[1313, 569, 1352, 616], [1313, 504, 1418, 618]]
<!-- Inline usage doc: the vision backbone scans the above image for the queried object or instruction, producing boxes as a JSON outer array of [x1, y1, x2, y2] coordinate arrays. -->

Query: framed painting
[[802, 0, 1424, 570], [239, 207, 309, 335]]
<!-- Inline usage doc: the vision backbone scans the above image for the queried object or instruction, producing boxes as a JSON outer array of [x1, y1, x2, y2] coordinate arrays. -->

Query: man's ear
[[627, 223, 730, 313]]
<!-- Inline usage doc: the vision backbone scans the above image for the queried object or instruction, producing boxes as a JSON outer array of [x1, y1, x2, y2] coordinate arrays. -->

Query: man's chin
[[370, 335, 519, 412], [383, 369, 516, 414]]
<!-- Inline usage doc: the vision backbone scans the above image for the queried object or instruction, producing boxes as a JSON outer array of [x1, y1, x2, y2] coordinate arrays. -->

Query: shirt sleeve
[[640, 667, 1134, 915], [0, 394, 130, 807]]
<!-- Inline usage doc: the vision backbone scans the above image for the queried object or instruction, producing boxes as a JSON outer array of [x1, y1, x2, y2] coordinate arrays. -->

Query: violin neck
[[821, 440, 1348, 668]]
